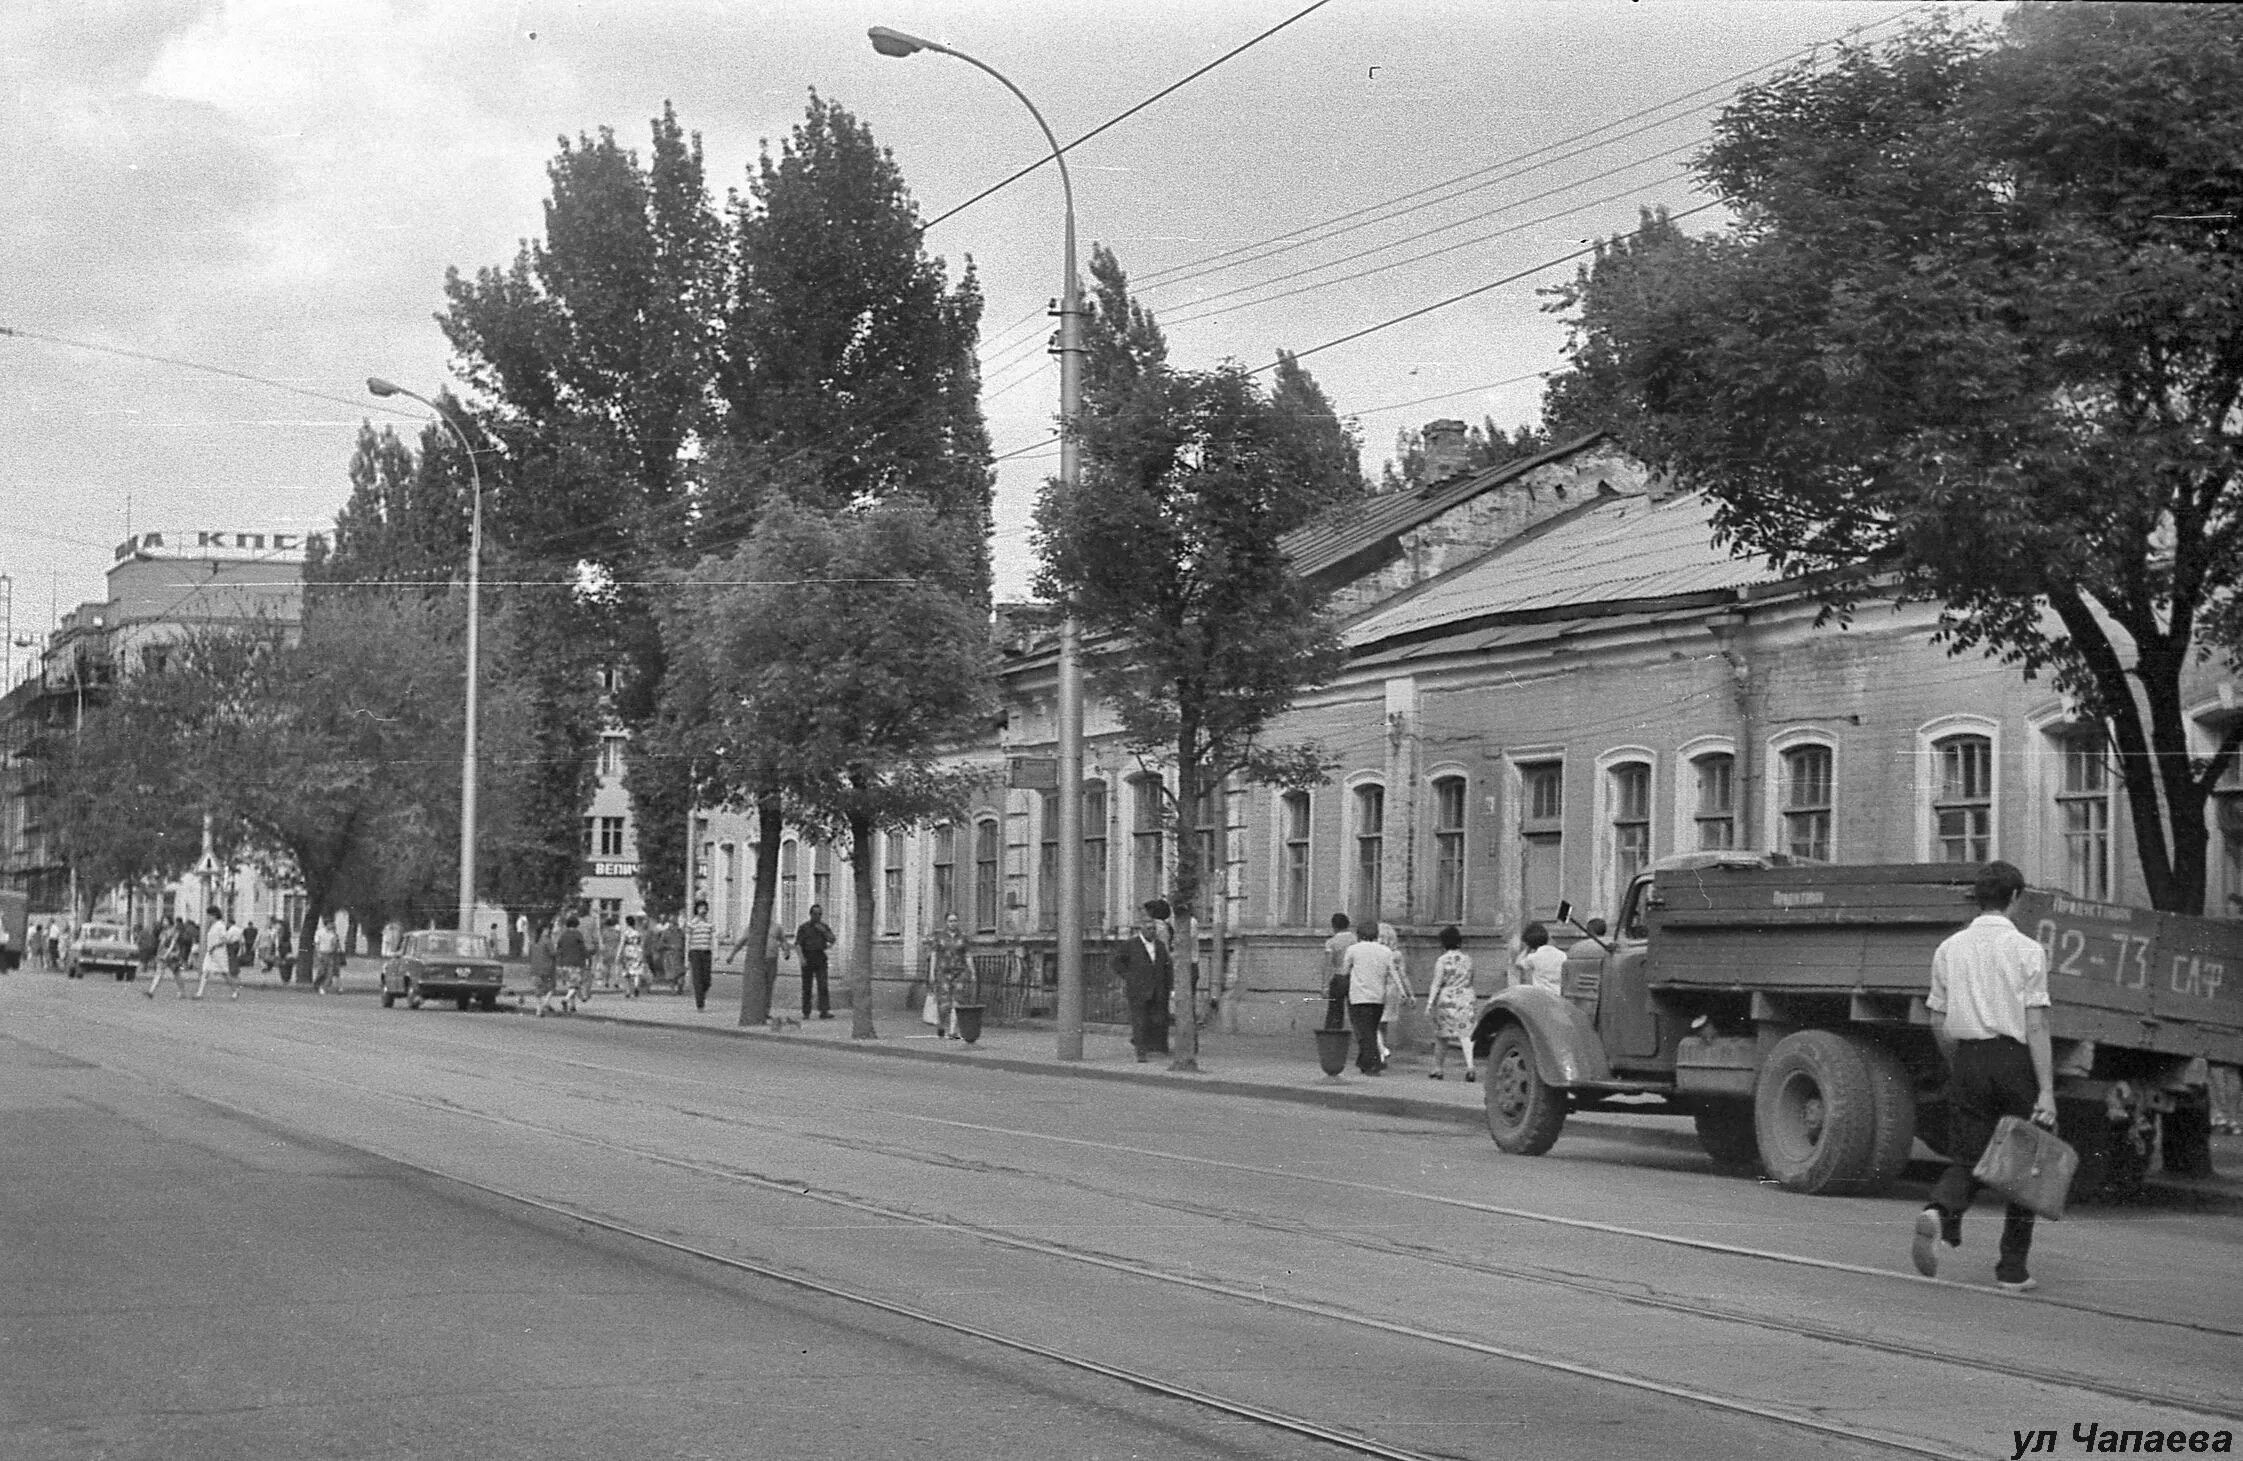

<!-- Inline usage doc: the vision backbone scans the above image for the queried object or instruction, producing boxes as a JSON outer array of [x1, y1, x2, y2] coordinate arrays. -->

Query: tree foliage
[[1543, 4, 2243, 913], [1034, 245, 1362, 1066], [671, 497, 995, 1034]]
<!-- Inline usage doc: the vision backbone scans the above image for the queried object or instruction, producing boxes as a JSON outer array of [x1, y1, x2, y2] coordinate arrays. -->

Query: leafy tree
[[44, 600, 467, 976], [43, 665, 211, 921], [1543, 5, 2243, 913], [677, 498, 993, 1035], [437, 103, 726, 915], [716, 91, 993, 575], [315, 415, 475, 593], [1035, 247, 1361, 1069]]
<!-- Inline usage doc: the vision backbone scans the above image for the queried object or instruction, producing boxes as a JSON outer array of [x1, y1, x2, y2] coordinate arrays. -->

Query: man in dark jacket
[[1115, 905, 1173, 1062], [795, 905, 835, 1020]]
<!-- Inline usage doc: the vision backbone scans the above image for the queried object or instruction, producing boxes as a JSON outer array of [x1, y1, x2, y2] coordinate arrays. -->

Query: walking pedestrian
[[528, 920, 563, 1017], [196, 905, 240, 1000], [683, 900, 714, 1010], [795, 904, 834, 1020], [1343, 924, 1401, 1075], [1377, 922, 1412, 1065], [1911, 861, 2056, 1294], [135, 921, 161, 985], [1321, 913, 1357, 1031], [595, 914, 623, 991], [655, 913, 685, 995], [239, 920, 259, 976], [311, 917, 340, 992], [928, 912, 973, 1041], [554, 915, 590, 1010], [619, 915, 649, 998], [145, 916, 192, 999], [271, 916, 293, 981], [1115, 907, 1172, 1062], [1424, 925, 1477, 1082]]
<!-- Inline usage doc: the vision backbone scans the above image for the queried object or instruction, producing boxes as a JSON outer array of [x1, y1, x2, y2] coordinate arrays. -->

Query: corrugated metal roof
[[1344, 490, 1777, 649], [1279, 431, 1610, 578]]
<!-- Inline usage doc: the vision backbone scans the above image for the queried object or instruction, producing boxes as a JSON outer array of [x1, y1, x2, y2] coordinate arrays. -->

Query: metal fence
[[955, 942, 1132, 1026]]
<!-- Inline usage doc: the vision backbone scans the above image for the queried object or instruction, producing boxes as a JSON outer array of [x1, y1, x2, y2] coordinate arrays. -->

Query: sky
[[0, 0, 1967, 669]]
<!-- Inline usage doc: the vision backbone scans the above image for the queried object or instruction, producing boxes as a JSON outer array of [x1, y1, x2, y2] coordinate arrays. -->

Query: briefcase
[[1971, 1115, 2079, 1221]]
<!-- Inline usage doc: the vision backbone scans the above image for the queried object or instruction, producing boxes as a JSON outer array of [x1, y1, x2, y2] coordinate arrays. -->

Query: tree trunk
[[848, 810, 878, 1041], [1169, 735, 1203, 1072], [736, 787, 783, 1026]]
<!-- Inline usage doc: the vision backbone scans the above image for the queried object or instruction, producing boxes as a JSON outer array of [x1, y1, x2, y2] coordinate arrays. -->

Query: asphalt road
[[5, 972, 2239, 1461]]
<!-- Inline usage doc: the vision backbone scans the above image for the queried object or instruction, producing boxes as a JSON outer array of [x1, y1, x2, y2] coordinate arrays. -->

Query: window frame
[[1351, 780, 1385, 927], [1768, 731, 1837, 863], [1430, 773, 1467, 924], [1279, 789, 1312, 928], [974, 816, 1002, 933]]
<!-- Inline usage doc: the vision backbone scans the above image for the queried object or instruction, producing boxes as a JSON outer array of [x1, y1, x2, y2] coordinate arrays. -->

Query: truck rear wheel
[[1754, 1030, 1877, 1195], [1484, 1025, 1567, 1155], [1693, 1103, 1761, 1174], [1853, 1038, 1919, 1192]]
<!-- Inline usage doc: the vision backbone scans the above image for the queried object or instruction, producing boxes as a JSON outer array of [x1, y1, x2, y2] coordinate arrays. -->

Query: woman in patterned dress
[[1424, 924, 1477, 1082]]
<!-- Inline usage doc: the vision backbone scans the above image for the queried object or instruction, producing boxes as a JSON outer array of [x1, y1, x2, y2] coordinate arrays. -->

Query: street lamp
[[366, 376, 485, 934], [869, 25, 1089, 1060]]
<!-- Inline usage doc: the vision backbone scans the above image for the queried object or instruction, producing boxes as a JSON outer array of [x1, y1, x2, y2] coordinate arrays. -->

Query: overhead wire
[[914, 0, 1340, 236]]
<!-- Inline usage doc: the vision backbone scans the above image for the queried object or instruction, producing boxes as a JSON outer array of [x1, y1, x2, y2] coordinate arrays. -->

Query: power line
[[1260, 198, 1725, 372], [916, 0, 1339, 235], [1132, 3, 1926, 294], [0, 324, 427, 423]]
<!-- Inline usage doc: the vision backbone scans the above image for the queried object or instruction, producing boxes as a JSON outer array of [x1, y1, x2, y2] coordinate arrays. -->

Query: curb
[[555, 1001, 2243, 1217]]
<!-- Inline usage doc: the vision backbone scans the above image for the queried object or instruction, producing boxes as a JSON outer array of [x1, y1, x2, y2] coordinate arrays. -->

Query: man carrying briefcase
[[1912, 860, 2059, 1293]]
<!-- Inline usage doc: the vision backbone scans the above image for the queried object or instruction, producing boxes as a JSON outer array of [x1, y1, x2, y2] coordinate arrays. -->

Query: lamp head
[[868, 25, 929, 57], [366, 376, 402, 398]]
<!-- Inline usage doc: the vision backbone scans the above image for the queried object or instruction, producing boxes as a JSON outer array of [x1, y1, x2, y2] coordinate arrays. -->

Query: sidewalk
[[514, 975, 2243, 1215]]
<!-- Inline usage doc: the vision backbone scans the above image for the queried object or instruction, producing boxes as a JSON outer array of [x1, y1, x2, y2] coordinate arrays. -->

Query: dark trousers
[[800, 952, 830, 1017], [1129, 996, 1169, 1056], [688, 949, 712, 1008], [1929, 1037, 2039, 1281], [1349, 1002, 1386, 1073]]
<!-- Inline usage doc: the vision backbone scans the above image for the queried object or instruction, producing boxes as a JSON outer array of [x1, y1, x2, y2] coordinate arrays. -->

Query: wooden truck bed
[[1643, 863, 2243, 1062]]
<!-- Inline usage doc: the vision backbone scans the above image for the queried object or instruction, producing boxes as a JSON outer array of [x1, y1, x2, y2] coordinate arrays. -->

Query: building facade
[[0, 529, 314, 930], [679, 437, 2243, 1032]]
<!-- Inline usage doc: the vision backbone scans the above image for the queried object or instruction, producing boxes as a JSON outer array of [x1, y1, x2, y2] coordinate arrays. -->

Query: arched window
[[974, 818, 1001, 932], [1691, 752, 1736, 850], [882, 832, 905, 935], [2053, 732, 2110, 899], [1353, 783, 1385, 927], [1431, 776, 1467, 923], [1083, 780, 1110, 930], [1933, 734, 1993, 862], [1038, 791, 1059, 931], [1517, 759, 1564, 921], [1609, 760, 1652, 904], [931, 823, 956, 922], [779, 837, 800, 930], [1778, 744, 1833, 862], [1281, 791, 1312, 927], [1131, 775, 1165, 912]]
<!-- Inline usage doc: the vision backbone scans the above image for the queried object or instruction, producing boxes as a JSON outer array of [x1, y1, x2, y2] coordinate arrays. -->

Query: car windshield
[[408, 932, 493, 959], [79, 924, 129, 941]]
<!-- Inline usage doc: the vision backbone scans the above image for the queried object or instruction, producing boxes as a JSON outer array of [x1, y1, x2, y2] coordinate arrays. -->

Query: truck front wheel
[[1754, 1030, 1878, 1195], [1484, 1025, 1567, 1155]]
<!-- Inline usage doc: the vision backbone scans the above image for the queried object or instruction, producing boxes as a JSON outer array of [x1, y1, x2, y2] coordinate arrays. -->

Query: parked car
[[379, 930, 505, 1011], [73, 922, 140, 979]]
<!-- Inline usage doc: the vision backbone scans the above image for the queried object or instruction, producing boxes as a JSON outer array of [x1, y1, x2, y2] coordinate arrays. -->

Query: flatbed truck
[[1472, 855, 2243, 1197]]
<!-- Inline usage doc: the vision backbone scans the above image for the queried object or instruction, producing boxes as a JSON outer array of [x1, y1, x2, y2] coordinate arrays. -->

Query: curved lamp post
[[869, 25, 1088, 1060], [366, 377, 485, 934]]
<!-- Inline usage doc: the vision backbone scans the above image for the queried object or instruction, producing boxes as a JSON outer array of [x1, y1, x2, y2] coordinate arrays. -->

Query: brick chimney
[[1421, 419, 1470, 485]]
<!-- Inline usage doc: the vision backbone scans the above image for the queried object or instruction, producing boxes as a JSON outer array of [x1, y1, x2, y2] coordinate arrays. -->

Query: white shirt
[[1928, 912, 2049, 1043], [202, 919, 233, 975], [1513, 945, 1566, 994], [1342, 938, 1398, 1006]]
